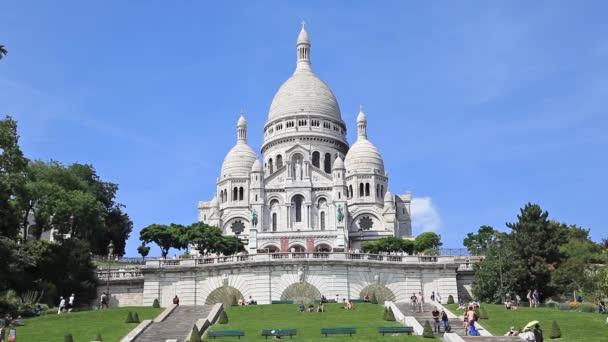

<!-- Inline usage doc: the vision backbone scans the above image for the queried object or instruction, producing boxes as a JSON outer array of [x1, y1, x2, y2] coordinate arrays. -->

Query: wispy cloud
[[411, 197, 441, 232]]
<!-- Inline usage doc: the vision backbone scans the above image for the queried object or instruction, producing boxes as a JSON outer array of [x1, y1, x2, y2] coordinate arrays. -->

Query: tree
[[550, 320, 561, 339], [183, 222, 224, 255], [361, 237, 414, 254], [463, 225, 496, 255], [0, 45, 7, 60], [140, 223, 186, 258], [137, 243, 150, 262], [218, 310, 228, 324], [507, 203, 566, 298], [422, 320, 434, 338], [189, 324, 201, 342], [415, 232, 442, 253]]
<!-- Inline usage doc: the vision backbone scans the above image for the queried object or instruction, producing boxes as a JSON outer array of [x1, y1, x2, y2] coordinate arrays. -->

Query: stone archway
[[280, 283, 321, 304], [205, 286, 243, 305], [359, 284, 396, 303]]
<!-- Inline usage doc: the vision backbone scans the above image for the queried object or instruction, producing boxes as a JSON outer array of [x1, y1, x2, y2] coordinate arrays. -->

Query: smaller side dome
[[384, 190, 394, 203], [332, 156, 345, 170], [251, 159, 262, 173]]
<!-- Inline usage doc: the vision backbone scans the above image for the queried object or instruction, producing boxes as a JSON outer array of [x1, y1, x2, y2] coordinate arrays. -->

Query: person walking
[[58, 296, 66, 314], [431, 291, 436, 301], [68, 293, 75, 312], [526, 289, 533, 308], [410, 293, 417, 312], [7, 325, 15, 342], [441, 309, 449, 332], [532, 289, 540, 308], [431, 307, 441, 333], [172, 295, 180, 306], [416, 292, 424, 313]]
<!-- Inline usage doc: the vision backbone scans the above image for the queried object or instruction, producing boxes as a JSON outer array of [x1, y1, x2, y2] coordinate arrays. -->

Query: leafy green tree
[[362, 237, 414, 254], [414, 232, 442, 253], [137, 243, 151, 261], [507, 203, 566, 298], [463, 225, 496, 255], [183, 222, 224, 255], [218, 310, 228, 324], [550, 320, 561, 339], [140, 223, 187, 258]]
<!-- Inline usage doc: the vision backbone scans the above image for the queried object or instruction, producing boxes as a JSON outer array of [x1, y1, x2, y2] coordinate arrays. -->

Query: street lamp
[[495, 236, 504, 303], [106, 241, 115, 303]]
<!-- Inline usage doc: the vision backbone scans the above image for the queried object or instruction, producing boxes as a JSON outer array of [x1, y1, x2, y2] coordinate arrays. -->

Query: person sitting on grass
[[238, 297, 244, 306], [299, 304, 305, 312], [504, 326, 519, 336], [307, 304, 314, 312], [504, 299, 513, 310], [521, 327, 535, 342], [317, 303, 325, 313], [363, 294, 370, 302], [598, 300, 606, 314], [458, 298, 466, 310], [320, 295, 327, 303]]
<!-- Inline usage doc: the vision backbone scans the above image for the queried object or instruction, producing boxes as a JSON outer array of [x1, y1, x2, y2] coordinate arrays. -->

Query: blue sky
[[1, 1, 607, 256]]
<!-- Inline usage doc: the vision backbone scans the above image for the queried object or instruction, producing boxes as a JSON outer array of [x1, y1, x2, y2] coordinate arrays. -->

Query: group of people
[[526, 289, 540, 308], [299, 303, 325, 313], [57, 294, 76, 314], [431, 307, 450, 333], [505, 324, 544, 342], [410, 292, 425, 313], [236, 296, 258, 306], [0, 317, 17, 342]]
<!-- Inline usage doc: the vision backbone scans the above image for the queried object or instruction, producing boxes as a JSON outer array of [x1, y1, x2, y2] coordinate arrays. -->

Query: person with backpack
[[533, 324, 544, 342]]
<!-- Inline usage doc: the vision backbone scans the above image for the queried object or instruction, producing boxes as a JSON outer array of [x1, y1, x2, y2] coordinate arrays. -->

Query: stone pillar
[[285, 205, 291, 230], [248, 228, 257, 254]]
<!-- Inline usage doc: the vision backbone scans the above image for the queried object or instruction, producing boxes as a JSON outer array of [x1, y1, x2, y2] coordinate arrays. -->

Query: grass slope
[[445, 304, 606, 342], [210, 303, 423, 341], [15, 307, 163, 342]]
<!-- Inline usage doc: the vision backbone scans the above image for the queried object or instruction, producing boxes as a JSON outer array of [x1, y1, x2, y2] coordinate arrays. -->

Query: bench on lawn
[[320, 327, 356, 337], [350, 299, 365, 303], [261, 329, 297, 339], [207, 330, 245, 339], [271, 300, 294, 304], [378, 326, 414, 335]]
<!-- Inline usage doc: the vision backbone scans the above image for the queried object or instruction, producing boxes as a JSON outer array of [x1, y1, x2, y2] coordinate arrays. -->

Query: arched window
[[268, 158, 274, 174], [233, 187, 238, 201], [338, 192, 341, 199], [293, 195, 303, 222], [320, 212, 326, 230], [365, 183, 370, 197], [349, 185, 353, 198], [324, 153, 331, 173], [376, 184, 380, 197], [239, 187, 244, 201], [276, 155, 283, 169], [255, 194, 258, 201], [312, 151, 320, 168], [359, 183, 364, 197], [381, 185, 384, 197], [272, 213, 277, 232]]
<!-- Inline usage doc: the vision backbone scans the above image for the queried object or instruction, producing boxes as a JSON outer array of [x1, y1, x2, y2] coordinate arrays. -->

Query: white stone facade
[[197, 24, 412, 253]]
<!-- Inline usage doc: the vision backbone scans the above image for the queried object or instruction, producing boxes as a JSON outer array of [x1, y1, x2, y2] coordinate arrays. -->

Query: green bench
[[271, 300, 294, 304], [261, 329, 297, 339], [320, 327, 356, 337], [208, 330, 245, 339], [378, 326, 414, 335], [350, 299, 365, 303]]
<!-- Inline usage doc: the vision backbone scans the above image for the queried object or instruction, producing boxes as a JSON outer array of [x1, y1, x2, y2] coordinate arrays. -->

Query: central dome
[[267, 69, 342, 122], [266, 24, 343, 124]]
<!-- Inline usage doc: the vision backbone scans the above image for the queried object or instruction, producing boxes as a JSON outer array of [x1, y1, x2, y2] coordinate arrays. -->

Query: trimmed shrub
[[383, 307, 388, 320], [579, 304, 595, 313], [133, 312, 140, 323], [152, 298, 160, 308], [218, 310, 229, 324], [95, 333, 103, 341], [386, 307, 396, 321], [479, 306, 489, 320], [447, 295, 454, 305], [371, 292, 378, 304], [189, 324, 201, 342], [64, 334, 74, 342], [422, 320, 435, 338], [125, 312, 134, 323], [550, 320, 561, 339]]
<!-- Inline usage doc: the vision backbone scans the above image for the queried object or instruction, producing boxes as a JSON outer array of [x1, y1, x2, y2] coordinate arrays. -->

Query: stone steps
[[396, 303, 467, 337], [134, 305, 212, 342], [462, 337, 520, 342]]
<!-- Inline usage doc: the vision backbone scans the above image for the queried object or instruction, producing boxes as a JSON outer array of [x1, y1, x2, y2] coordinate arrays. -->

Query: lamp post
[[495, 236, 504, 303], [105, 241, 114, 301]]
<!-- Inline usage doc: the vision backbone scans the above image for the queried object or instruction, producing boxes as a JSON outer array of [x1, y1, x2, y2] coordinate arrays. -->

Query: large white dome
[[267, 68, 342, 122], [220, 143, 258, 178], [344, 138, 385, 175]]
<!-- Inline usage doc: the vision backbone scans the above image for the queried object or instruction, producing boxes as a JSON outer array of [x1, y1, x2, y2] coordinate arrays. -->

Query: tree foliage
[[137, 243, 150, 261], [414, 232, 442, 253], [362, 237, 414, 254], [463, 225, 496, 255], [140, 223, 187, 258]]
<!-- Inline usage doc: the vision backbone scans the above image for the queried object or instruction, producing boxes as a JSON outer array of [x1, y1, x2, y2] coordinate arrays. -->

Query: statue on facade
[[251, 209, 258, 229], [337, 205, 344, 224], [295, 160, 302, 180]]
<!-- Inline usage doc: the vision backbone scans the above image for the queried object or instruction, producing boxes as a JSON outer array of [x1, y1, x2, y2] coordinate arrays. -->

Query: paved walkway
[[134, 305, 212, 342]]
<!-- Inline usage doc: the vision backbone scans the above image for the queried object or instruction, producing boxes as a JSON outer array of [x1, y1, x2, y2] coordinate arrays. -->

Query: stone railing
[[96, 268, 143, 280], [144, 252, 460, 268]]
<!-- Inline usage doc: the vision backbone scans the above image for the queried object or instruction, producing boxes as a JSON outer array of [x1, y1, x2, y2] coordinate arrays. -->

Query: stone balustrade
[[96, 268, 143, 280], [143, 252, 462, 268]]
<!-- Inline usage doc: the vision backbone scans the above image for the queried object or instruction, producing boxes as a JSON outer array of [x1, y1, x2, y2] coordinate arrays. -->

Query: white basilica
[[197, 24, 412, 254]]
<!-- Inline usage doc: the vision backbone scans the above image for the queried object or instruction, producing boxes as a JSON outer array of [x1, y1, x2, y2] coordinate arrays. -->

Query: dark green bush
[[371, 292, 378, 304], [447, 295, 454, 304], [189, 324, 201, 342], [386, 307, 396, 321], [152, 299, 160, 308], [479, 306, 489, 319], [230, 294, 238, 306], [550, 320, 561, 339], [125, 312, 134, 323], [422, 320, 435, 338], [383, 307, 388, 320], [95, 333, 103, 341], [133, 312, 140, 323], [218, 310, 228, 324], [64, 334, 74, 342], [579, 304, 595, 313]]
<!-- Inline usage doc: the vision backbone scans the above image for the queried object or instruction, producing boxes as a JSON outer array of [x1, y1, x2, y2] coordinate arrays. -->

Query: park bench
[[261, 329, 297, 339], [350, 299, 365, 303], [320, 327, 356, 337], [208, 330, 245, 339], [378, 326, 414, 335], [271, 300, 294, 304]]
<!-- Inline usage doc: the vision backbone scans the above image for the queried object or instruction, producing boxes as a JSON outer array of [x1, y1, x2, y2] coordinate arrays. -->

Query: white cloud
[[411, 197, 441, 232]]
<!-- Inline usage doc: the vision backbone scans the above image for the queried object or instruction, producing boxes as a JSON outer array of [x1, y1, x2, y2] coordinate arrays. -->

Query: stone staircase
[[397, 302, 467, 338], [134, 305, 213, 342], [462, 337, 520, 342]]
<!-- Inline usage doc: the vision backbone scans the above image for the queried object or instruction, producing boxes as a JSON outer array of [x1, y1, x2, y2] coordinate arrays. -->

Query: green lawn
[[209, 303, 423, 341], [445, 304, 607, 342], [15, 306, 163, 342]]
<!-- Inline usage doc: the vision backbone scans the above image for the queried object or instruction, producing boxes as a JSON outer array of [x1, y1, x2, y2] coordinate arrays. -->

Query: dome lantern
[[296, 20, 311, 71], [356, 105, 367, 139]]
